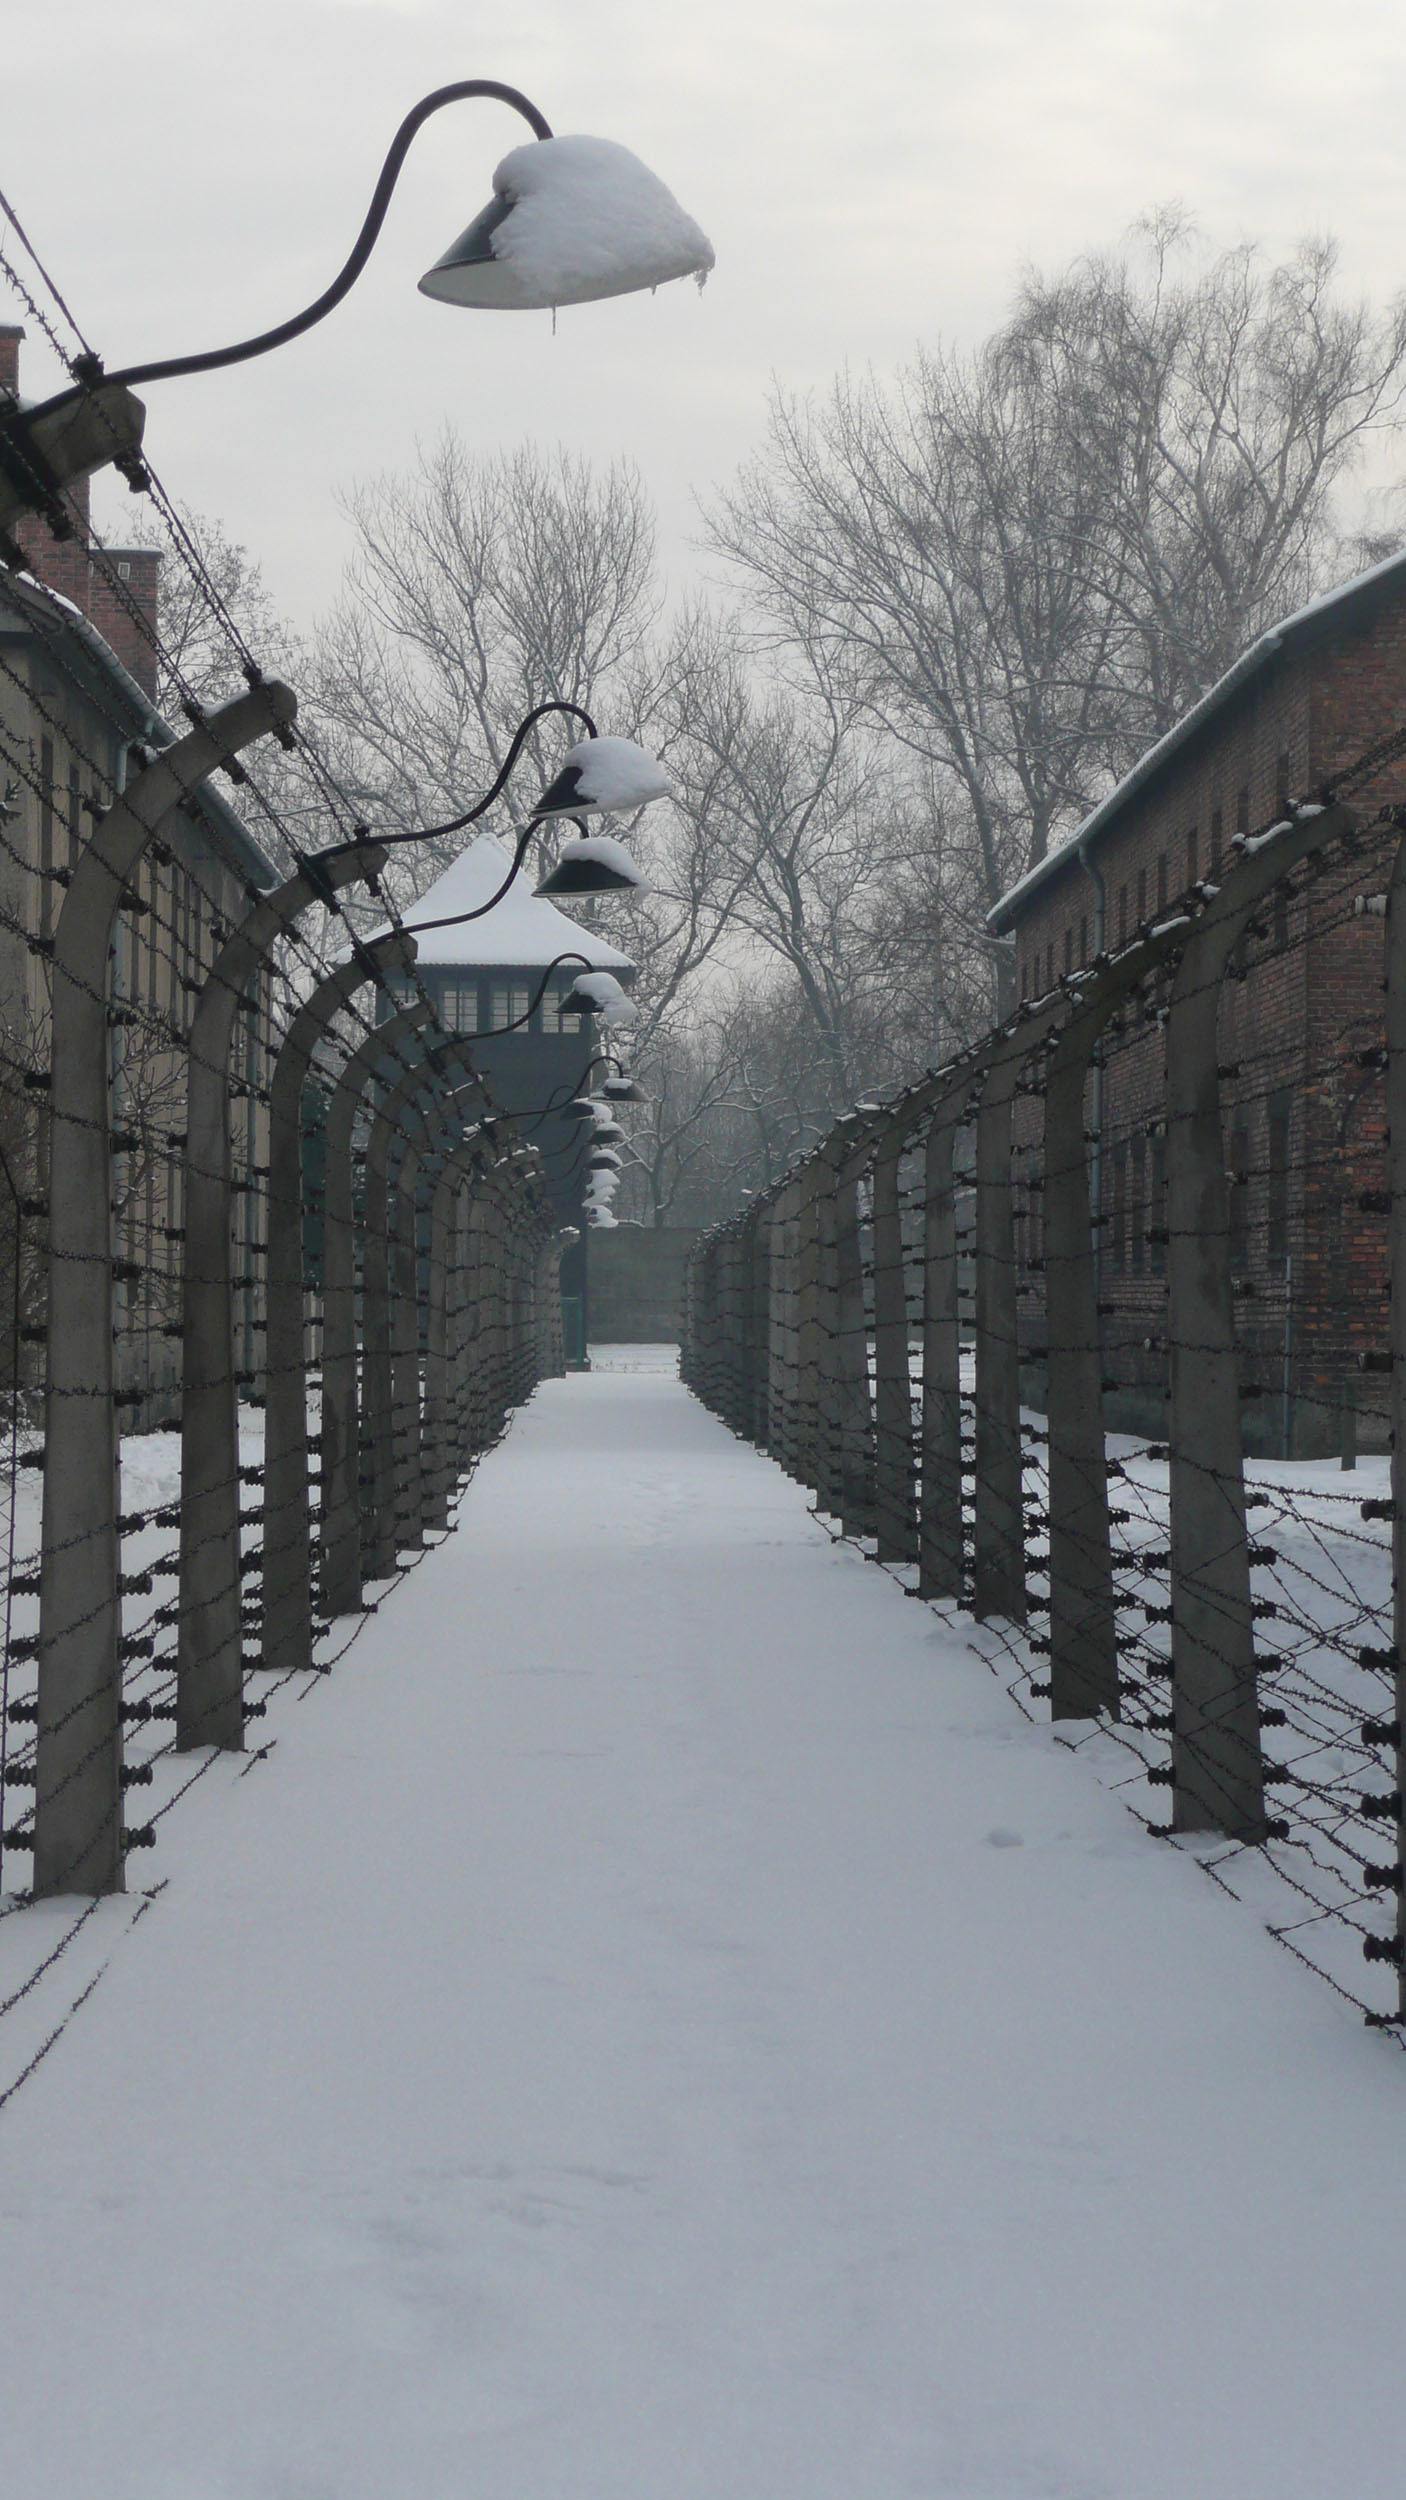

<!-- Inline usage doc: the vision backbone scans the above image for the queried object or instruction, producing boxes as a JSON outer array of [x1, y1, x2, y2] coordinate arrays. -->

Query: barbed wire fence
[[682, 772, 1406, 2039], [0, 196, 587, 2100]]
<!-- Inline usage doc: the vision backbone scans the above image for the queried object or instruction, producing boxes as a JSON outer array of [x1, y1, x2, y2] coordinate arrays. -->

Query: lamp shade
[[418, 135, 714, 311], [602, 1074, 647, 1103], [535, 831, 649, 898], [534, 735, 670, 819]]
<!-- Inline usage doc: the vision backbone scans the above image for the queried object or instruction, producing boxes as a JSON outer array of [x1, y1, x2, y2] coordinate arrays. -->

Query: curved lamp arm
[[326, 708, 598, 859], [25, 82, 552, 425]]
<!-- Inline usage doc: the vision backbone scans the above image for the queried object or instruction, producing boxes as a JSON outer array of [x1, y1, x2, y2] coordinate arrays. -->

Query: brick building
[[0, 324, 279, 1422], [988, 552, 1406, 1456]]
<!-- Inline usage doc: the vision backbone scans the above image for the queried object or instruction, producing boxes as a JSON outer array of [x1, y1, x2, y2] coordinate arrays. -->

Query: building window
[[440, 981, 478, 1032], [1117, 884, 1128, 946], [1156, 853, 1168, 910], [1136, 866, 1147, 924], [1276, 749, 1291, 806], [1210, 806, 1223, 875], [1063, 925, 1073, 975], [1018, 959, 1028, 1001], [1266, 1089, 1292, 1269], [1045, 944, 1054, 992], [540, 987, 583, 1034], [67, 760, 81, 872], [1079, 914, 1089, 964], [489, 983, 530, 1031], [1187, 824, 1199, 887], [1236, 786, 1250, 839]]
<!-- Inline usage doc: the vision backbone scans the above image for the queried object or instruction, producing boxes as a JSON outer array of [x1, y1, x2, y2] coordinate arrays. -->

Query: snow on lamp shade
[[602, 1074, 647, 1103], [586, 1206, 619, 1229], [535, 832, 650, 898], [418, 135, 714, 312], [534, 736, 671, 819], [560, 969, 630, 1018]]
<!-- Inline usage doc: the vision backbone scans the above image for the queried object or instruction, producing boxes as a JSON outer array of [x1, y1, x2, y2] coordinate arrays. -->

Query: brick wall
[[0, 323, 161, 699], [1004, 569, 1406, 1453]]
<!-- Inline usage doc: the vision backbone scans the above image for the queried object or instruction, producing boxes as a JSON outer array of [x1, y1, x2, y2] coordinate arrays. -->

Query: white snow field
[[2, 1353, 1406, 2500]]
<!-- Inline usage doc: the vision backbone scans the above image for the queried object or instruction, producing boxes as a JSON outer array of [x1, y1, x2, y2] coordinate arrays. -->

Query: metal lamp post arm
[[24, 83, 554, 418]]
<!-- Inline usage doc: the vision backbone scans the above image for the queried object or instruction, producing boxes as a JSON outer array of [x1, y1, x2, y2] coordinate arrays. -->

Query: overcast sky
[[5, 0, 1406, 637]]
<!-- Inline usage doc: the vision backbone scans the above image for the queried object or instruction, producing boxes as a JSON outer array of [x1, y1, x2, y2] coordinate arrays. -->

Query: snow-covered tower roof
[[395, 833, 635, 973]]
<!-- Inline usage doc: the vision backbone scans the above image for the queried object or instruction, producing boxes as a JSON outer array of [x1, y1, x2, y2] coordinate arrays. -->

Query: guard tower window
[[489, 983, 530, 1031], [540, 988, 584, 1034]]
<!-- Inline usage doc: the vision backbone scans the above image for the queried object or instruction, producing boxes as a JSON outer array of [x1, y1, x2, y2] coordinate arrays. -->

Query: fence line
[[682, 790, 1406, 2033]]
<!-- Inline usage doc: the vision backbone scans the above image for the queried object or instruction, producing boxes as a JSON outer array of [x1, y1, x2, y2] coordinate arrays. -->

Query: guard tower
[[384, 833, 635, 1363]]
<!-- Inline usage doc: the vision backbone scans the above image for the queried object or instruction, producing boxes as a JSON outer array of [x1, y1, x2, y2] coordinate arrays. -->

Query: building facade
[[989, 553, 1406, 1455], [0, 326, 279, 1421], [377, 833, 636, 1361]]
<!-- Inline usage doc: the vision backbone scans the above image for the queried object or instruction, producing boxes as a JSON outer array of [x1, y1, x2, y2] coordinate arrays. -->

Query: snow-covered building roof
[[386, 833, 635, 972], [987, 543, 1406, 933]]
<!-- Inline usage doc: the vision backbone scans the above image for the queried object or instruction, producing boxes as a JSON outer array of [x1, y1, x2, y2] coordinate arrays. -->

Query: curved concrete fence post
[[318, 1005, 435, 1619], [262, 930, 414, 1675], [389, 1134, 430, 1554], [1386, 822, 1406, 2006], [872, 1104, 920, 1562], [425, 1142, 482, 1530], [832, 1124, 882, 1535], [773, 1176, 805, 1473], [176, 837, 384, 1753], [969, 993, 1082, 1628], [972, 1028, 1037, 1626], [1165, 800, 1357, 1839], [36, 683, 296, 1897], [1041, 919, 1189, 1722], [361, 1061, 442, 1585], [748, 1202, 774, 1445], [918, 1085, 972, 1603]]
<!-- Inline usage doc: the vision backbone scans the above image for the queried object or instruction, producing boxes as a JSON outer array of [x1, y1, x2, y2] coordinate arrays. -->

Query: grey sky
[[6, 0, 1406, 632]]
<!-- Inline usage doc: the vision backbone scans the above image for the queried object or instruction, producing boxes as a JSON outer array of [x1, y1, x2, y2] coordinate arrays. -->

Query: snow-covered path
[[2, 1357, 1405, 2499]]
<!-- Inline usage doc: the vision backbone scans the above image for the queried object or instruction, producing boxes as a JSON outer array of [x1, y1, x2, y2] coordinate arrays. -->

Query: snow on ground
[[2, 1364, 1406, 2498]]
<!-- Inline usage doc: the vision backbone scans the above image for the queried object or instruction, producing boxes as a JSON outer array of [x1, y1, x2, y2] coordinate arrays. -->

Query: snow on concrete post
[[1386, 822, 1406, 2007], [177, 839, 383, 1755], [318, 1007, 434, 1621], [1164, 804, 1355, 1836], [261, 929, 411, 1676], [35, 684, 294, 1898], [872, 1112, 919, 1563]]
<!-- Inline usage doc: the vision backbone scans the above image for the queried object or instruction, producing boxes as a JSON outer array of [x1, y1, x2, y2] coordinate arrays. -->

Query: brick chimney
[[0, 324, 161, 701]]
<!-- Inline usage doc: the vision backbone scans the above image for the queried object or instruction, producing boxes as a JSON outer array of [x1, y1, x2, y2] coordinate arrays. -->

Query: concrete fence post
[[36, 684, 295, 1898], [972, 1031, 1032, 1626], [1164, 802, 1356, 1837], [872, 1113, 919, 1563], [261, 931, 414, 1674], [1386, 818, 1406, 2006], [318, 1005, 435, 1620], [176, 839, 384, 1752]]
